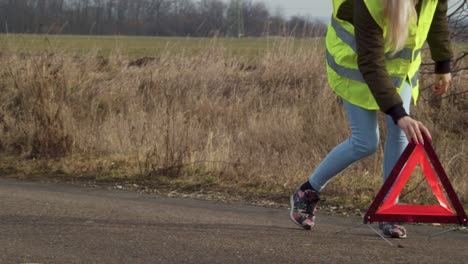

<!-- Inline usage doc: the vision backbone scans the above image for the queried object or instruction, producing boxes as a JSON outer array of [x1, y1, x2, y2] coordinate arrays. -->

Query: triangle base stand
[[335, 223, 395, 246], [429, 225, 467, 238], [336, 220, 465, 244]]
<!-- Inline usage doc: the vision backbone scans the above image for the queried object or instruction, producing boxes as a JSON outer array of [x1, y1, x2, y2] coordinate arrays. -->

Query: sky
[[244, 0, 460, 22], [259, 0, 332, 20], [220, 0, 332, 21]]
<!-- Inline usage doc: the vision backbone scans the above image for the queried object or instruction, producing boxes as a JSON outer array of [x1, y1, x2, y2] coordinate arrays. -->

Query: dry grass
[[0, 36, 466, 208]]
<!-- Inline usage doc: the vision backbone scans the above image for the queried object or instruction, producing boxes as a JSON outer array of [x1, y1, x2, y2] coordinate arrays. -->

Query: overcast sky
[[245, 0, 459, 21], [259, 0, 332, 20]]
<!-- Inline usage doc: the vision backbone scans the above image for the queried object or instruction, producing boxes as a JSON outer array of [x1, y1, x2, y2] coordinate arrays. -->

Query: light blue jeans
[[309, 82, 412, 192]]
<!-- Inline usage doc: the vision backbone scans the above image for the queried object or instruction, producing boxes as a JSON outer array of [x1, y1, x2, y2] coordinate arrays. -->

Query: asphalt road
[[0, 178, 466, 264]]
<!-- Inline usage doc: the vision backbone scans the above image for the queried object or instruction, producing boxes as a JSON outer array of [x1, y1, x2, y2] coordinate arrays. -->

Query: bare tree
[[127, 0, 143, 34], [146, 0, 171, 35], [227, 0, 244, 37], [448, 0, 468, 79], [115, 0, 128, 34], [448, 0, 468, 41], [243, 1, 269, 37], [198, 0, 226, 36], [89, 0, 105, 35]]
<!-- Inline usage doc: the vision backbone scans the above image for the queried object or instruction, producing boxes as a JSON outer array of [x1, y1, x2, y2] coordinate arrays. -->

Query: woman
[[290, 0, 453, 238]]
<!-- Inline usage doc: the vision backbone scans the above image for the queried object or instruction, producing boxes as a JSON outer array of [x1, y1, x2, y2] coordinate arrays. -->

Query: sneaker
[[289, 183, 320, 230], [380, 223, 407, 238]]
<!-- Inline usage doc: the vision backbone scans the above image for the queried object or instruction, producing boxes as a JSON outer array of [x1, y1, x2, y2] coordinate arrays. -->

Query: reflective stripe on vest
[[411, 71, 419, 86], [326, 49, 404, 88], [331, 18, 417, 61]]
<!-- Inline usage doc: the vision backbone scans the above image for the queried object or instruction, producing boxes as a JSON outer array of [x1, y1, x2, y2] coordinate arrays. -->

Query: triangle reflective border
[[364, 137, 467, 225]]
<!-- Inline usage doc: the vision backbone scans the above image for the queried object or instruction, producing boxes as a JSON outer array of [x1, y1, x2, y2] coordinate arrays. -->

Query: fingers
[[401, 121, 421, 145], [433, 74, 451, 96], [398, 117, 431, 145], [418, 122, 432, 142], [402, 126, 412, 143], [434, 82, 444, 96], [434, 79, 445, 96], [408, 122, 424, 145], [434, 80, 449, 95], [442, 78, 450, 93]]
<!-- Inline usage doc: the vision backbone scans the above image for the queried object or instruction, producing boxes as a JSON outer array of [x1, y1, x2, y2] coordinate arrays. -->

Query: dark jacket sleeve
[[353, 0, 407, 122], [426, 0, 453, 74]]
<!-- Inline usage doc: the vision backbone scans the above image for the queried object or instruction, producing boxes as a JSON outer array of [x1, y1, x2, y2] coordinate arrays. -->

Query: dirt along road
[[0, 178, 466, 264]]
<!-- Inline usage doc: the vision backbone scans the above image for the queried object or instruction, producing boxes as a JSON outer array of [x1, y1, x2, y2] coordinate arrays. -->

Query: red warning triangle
[[364, 137, 467, 225]]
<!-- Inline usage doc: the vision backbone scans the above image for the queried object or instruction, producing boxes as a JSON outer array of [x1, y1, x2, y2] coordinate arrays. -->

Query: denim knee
[[350, 136, 379, 157]]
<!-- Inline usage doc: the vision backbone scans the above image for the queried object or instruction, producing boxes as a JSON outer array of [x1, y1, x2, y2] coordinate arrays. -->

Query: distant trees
[[1, 0, 465, 38], [448, 0, 468, 41], [0, 0, 327, 37]]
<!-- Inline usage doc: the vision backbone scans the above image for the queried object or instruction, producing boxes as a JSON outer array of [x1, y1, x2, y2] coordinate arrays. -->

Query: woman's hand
[[434, 73, 452, 96], [397, 116, 432, 145]]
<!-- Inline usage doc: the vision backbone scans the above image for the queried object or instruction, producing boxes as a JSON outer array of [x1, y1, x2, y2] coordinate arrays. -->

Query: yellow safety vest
[[326, 0, 439, 109]]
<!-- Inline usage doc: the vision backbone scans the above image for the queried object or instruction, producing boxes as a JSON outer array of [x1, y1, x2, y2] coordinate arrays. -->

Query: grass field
[[0, 33, 466, 209], [0, 34, 322, 59]]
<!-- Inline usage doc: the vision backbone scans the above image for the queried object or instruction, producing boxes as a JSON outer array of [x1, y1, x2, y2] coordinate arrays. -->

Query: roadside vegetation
[[0, 35, 466, 209]]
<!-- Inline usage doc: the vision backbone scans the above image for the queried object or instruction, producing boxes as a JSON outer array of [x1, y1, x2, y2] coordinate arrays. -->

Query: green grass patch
[[0, 33, 323, 59]]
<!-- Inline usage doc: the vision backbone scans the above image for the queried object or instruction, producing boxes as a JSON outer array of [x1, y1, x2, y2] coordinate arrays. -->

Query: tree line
[[0, 0, 327, 37]]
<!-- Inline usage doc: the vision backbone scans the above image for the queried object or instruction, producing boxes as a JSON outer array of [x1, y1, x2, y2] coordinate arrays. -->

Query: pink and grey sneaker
[[289, 183, 320, 230], [380, 223, 407, 238]]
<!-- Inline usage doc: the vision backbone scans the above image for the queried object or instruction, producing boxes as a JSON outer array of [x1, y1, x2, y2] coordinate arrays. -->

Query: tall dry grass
[[0, 38, 466, 207]]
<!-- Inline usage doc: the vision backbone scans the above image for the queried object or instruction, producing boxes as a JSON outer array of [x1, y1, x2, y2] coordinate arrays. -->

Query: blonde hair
[[383, 0, 418, 51]]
